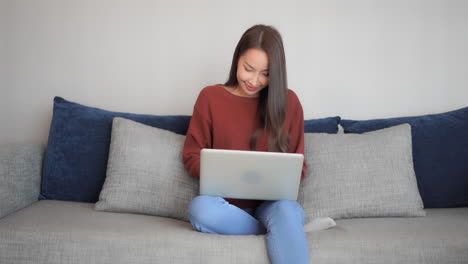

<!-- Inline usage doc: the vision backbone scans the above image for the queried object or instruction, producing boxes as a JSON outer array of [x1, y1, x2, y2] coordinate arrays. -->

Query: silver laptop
[[200, 149, 304, 201]]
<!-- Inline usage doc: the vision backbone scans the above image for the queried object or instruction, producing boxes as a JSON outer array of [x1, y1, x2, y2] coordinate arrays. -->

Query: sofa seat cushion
[[0, 200, 269, 264], [1, 201, 468, 264]]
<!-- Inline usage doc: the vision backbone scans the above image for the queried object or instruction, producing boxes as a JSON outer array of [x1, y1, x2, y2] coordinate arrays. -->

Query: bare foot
[[304, 217, 336, 232]]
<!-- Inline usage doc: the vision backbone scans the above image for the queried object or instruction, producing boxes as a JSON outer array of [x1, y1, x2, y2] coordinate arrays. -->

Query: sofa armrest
[[0, 143, 44, 219]]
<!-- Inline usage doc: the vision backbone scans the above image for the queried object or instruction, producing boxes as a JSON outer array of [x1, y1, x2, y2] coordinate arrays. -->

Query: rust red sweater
[[182, 84, 307, 209]]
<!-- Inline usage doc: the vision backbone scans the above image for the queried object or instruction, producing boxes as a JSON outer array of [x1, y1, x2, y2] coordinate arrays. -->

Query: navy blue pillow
[[40, 97, 191, 203], [341, 106, 468, 208], [41, 97, 341, 203], [305, 116, 341, 133]]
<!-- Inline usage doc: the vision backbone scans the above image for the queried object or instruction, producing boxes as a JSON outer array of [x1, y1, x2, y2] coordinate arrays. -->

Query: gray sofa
[[1, 143, 468, 263]]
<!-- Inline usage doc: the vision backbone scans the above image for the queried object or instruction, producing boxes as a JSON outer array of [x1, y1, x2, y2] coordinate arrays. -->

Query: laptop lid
[[200, 149, 304, 201]]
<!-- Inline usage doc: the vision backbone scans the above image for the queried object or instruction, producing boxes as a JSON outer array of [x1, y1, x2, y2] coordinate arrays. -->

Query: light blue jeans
[[188, 195, 309, 264]]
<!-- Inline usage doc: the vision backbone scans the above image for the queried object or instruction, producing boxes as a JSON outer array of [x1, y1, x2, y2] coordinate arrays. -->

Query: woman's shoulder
[[284, 89, 304, 124], [287, 88, 302, 106], [199, 84, 224, 97], [193, 84, 224, 108]]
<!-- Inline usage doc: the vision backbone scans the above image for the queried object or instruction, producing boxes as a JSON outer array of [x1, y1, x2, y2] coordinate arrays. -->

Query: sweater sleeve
[[288, 91, 308, 181], [182, 90, 212, 179]]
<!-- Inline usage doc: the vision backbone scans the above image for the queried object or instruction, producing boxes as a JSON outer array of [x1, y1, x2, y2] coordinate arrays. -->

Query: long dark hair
[[224, 24, 289, 152]]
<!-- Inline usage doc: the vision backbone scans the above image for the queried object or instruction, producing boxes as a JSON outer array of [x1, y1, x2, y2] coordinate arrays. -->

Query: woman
[[182, 24, 309, 263]]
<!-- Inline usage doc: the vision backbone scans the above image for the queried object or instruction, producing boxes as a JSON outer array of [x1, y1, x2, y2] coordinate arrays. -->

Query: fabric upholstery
[[298, 124, 425, 220], [95, 118, 198, 222], [1, 200, 467, 264], [341, 106, 468, 208], [0, 144, 44, 219]]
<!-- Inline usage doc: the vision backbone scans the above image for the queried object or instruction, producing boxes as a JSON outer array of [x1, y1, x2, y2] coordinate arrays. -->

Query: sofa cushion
[[1, 200, 467, 264], [41, 96, 341, 203], [304, 116, 341, 133], [0, 200, 269, 264], [0, 144, 44, 219], [95, 118, 197, 222], [341, 106, 468, 208], [41, 97, 191, 203], [298, 124, 425, 220]]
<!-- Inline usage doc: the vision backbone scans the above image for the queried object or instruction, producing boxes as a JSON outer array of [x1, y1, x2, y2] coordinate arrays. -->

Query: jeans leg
[[188, 195, 266, 235], [255, 200, 309, 264]]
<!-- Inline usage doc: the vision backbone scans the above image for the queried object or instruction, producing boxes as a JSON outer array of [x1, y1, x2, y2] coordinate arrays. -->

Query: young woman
[[182, 24, 309, 263]]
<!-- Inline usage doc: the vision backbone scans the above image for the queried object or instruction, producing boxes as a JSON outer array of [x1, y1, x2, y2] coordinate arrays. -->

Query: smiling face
[[234, 48, 270, 98]]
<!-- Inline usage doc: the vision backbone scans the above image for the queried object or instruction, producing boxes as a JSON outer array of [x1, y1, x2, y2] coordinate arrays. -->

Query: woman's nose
[[250, 73, 259, 86]]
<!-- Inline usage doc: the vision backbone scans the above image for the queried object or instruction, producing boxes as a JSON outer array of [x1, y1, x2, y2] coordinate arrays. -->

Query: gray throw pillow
[[298, 123, 425, 221], [95, 117, 198, 222]]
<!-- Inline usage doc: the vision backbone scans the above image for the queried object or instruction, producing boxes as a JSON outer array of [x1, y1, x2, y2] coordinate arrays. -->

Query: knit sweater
[[182, 84, 307, 209]]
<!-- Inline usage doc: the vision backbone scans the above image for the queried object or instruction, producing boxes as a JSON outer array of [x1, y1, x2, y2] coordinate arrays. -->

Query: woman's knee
[[188, 196, 224, 229], [271, 200, 305, 224], [189, 195, 215, 211]]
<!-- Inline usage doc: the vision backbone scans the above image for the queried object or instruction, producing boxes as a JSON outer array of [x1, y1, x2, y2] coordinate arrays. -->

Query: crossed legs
[[188, 195, 309, 264]]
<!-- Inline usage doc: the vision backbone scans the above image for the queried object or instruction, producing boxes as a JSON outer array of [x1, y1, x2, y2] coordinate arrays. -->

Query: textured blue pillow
[[305, 116, 341, 133], [41, 97, 341, 203], [40, 97, 191, 203], [341, 106, 468, 208]]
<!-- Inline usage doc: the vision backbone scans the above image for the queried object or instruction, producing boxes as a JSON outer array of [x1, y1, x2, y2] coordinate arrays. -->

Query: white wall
[[1, 0, 467, 145]]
